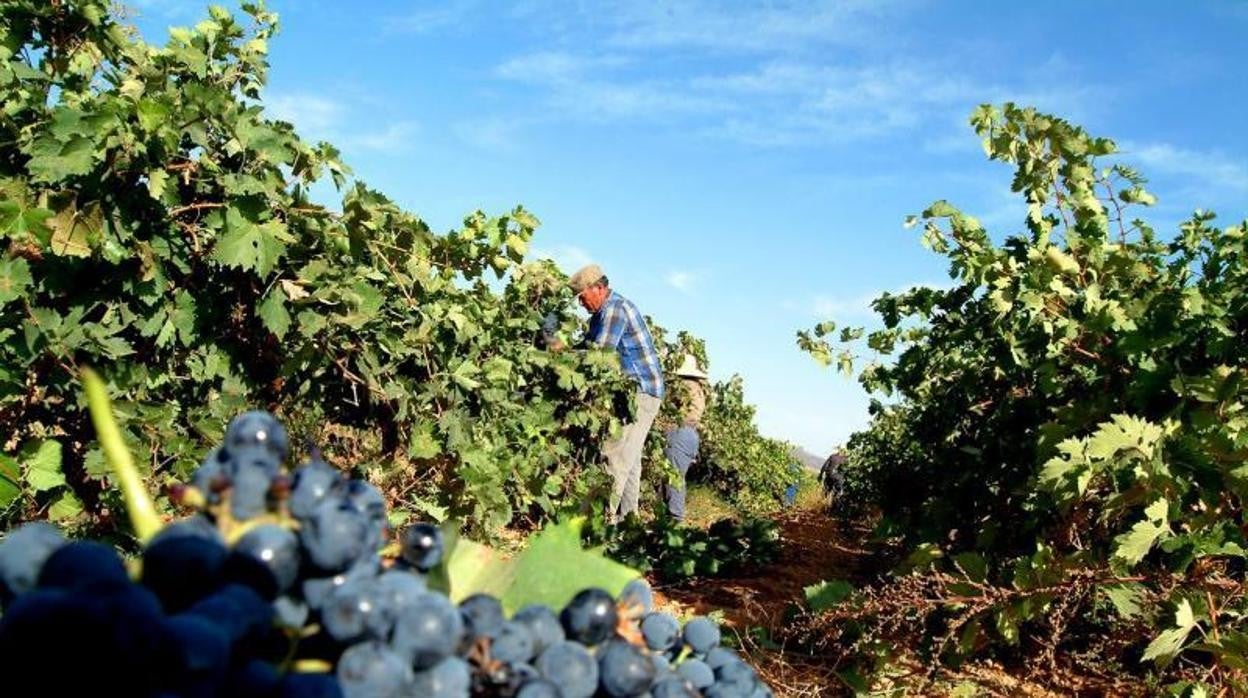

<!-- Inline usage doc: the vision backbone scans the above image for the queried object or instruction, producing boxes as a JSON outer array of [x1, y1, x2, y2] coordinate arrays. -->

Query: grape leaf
[[0, 453, 20, 509], [24, 440, 65, 492], [0, 258, 33, 303], [1100, 582, 1146, 619], [804, 579, 853, 612], [258, 287, 291, 338], [435, 517, 640, 615], [211, 207, 290, 276], [48, 491, 84, 521], [24, 135, 95, 182]]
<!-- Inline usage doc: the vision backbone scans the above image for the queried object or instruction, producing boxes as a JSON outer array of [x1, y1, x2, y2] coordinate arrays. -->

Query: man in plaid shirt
[[567, 264, 665, 522]]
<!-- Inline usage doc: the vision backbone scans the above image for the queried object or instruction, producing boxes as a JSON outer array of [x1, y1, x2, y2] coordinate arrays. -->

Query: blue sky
[[128, 1, 1248, 457]]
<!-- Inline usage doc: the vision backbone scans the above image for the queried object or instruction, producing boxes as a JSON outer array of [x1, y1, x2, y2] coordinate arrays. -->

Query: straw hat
[[674, 354, 708, 379], [568, 264, 606, 293]]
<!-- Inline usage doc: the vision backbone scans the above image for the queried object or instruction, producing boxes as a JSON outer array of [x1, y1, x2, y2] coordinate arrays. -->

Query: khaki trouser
[[603, 391, 662, 522]]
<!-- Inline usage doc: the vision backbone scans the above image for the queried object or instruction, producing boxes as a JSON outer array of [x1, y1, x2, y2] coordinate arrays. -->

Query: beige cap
[[674, 354, 708, 379], [568, 264, 606, 293]]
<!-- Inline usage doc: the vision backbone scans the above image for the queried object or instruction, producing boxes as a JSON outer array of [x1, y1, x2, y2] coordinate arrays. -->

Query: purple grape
[[336, 641, 412, 698], [299, 497, 369, 573], [392, 591, 463, 669], [229, 523, 300, 595], [491, 620, 536, 664], [598, 638, 657, 697], [399, 522, 443, 572], [0, 521, 66, 603], [641, 612, 681, 652], [513, 604, 565, 656], [537, 640, 598, 698], [37, 540, 129, 592], [459, 593, 504, 638], [289, 455, 342, 519], [224, 410, 290, 461], [560, 587, 618, 646]]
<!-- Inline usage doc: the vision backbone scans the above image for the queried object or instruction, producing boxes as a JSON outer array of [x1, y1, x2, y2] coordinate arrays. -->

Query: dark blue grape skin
[[273, 595, 309, 629], [513, 604, 565, 656], [598, 638, 658, 697], [336, 641, 412, 698], [682, 616, 721, 654], [0, 521, 65, 604], [227, 457, 275, 521], [652, 676, 700, 698], [227, 524, 300, 597], [299, 497, 370, 573], [323, 577, 388, 643], [560, 587, 619, 646], [289, 456, 343, 519], [158, 614, 231, 696], [537, 640, 599, 698], [391, 592, 464, 669], [301, 557, 379, 610], [676, 658, 715, 689], [182, 583, 273, 645], [619, 578, 654, 616], [37, 540, 129, 592], [517, 678, 562, 698], [142, 532, 228, 613], [277, 671, 346, 698], [714, 658, 761, 693], [223, 658, 281, 698], [459, 592, 505, 638], [0, 585, 166, 695], [409, 655, 471, 697], [704, 646, 740, 672], [399, 522, 444, 572], [491, 620, 536, 664], [225, 410, 290, 462], [641, 612, 681, 652]]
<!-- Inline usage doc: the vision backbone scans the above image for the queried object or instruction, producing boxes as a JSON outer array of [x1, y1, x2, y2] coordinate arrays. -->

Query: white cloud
[[529, 244, 594, 273], [261, 91, 418, 154], [383, 0, 482, 34], [809, 281, 953, 321], [1121, 141, 1248, 194], [264, 93, 344, 138], [665, 270, 702, 293], [342, 121, 419, 152], [453, 117, 524, 151]]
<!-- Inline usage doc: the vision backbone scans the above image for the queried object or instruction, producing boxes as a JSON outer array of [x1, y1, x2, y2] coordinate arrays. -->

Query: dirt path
[[645, 505, 1075, 698], [649, 507, 882, 696]]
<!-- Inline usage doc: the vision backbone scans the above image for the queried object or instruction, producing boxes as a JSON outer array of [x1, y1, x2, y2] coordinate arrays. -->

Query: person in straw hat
[[664, 353, 708, 522], [565, 263, 665, 523]]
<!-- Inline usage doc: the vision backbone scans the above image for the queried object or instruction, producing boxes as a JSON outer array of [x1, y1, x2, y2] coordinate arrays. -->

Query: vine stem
[[81, 367, 163, 544]]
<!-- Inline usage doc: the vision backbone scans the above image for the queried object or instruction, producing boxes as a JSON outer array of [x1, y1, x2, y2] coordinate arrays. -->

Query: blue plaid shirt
[[586, 291, 665, 398]]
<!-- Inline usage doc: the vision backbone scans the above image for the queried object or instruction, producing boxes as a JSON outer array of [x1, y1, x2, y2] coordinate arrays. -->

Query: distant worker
[[565, 264, 665, 523], [664, 354, 709, 522]]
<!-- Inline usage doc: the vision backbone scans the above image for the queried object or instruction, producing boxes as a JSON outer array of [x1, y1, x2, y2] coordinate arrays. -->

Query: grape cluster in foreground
[[0, 410, 772, 697]]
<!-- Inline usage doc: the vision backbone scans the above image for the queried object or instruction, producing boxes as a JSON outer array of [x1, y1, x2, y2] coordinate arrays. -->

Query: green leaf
[[1100, 583, 1146, 619], [47, 200, 103, 257], [0, 453, 20, 509], [1113, 517, 1170, 565], [48, 491, 84, 521], [1142, 625, 1194, 665], [211, 207, 290, 276], [24, 440, 65, 492], [258, 287, 291, 338], [0, 258, 32, 303], [25, 136, 95, 182], [0, 199, 53, 243], [803, 579, 853, 612], [438, 517, 639, 615]]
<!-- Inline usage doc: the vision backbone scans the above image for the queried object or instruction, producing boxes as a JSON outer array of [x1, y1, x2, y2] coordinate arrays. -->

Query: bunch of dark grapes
[[0, 410, 772, 697]]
